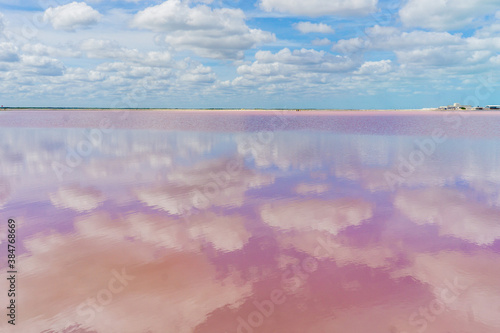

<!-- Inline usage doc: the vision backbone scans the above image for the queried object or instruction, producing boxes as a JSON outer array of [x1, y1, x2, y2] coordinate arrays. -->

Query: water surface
[[1, 110, 500, 333]]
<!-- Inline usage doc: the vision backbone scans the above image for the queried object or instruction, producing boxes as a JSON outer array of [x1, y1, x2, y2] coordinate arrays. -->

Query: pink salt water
[[1, 110, 500, 333]]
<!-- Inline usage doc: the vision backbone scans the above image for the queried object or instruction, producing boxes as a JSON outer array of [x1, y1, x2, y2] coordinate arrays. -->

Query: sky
[[0, 0, 499, 109]]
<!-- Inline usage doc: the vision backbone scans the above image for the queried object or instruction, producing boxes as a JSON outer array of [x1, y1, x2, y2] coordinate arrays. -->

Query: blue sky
[[0, 0, 499, 109]]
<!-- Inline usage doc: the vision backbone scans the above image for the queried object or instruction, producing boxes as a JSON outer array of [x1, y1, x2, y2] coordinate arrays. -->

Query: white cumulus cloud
[[355, 59, 392, 75], [294, 22, 335, 34], [395, 187, 500, 245], [21, 55, 66, 76], [234, 48, 357, 89], [49, 184, 104, 212], [0, 42, 19, 62], [0, 12, 4, 33], [43, 2, 102, 31], [311, 38, 332, 46], [399, 0, 499, 31], [131, 0, 275, 59], [260, 0, 377, 17], [260, 198, 374, 235], [80, 38, 173, 67]]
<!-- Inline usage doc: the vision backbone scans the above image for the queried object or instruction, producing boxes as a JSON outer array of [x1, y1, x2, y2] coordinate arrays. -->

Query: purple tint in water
[[1, 110, 500, 333]]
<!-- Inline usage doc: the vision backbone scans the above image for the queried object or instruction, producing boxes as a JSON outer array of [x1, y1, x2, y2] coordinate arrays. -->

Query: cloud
[[311, 38, 332, 46], [0, 42, 19, 62], [293, 183, 329, 195], [131, 0, 275, 59], [252, 48, 342, 66], [234, 48, 357, 89], [0, 211, 252, 333], [179, 64, 216, 83], [1, 0, 499, 108], [332, 37, 366, 54], [354, 59, 392, 75], [394, 187, 500, 245], [294, 22, 334, 34], [21, 43, 81, 58], [474, 18, 500, 38], [21, 55, 66, 76], [399, 0, 498, 31], [259, 0, 377, 17], [277, 230, 395, 269], [75, 209, 252, 253], [43, 2, 102, 31], [80, 38, 173, 66], [395, 47, 467, 67], [233, 129, 343, 172], [333, 25, 500, 71], [333, 26, 463, 53], [0, 12, 4, 34], [393, 250, 500, 329], [0, 177, 10, 209], [135, 156, 274, 214], [49, 184, 105, 212], [81, 38, 134, 58], [260, 198, 374, 235], [187, 212, 252, 252]]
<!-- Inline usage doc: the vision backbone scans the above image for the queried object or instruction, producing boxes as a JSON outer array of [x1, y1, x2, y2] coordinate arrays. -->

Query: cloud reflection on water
[[1, 112, 500, 332]]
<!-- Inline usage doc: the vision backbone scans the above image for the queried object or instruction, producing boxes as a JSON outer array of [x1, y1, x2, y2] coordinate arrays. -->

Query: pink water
[[1, 110, 500, 333]]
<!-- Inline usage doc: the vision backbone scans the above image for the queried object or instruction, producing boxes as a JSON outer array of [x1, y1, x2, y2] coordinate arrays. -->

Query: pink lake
[[1, 110, 500, 333]]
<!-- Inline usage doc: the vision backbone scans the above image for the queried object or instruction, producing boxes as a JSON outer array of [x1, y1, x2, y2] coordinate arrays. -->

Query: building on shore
[[439, 103, 473, 110], [438, 103, 500, 110]]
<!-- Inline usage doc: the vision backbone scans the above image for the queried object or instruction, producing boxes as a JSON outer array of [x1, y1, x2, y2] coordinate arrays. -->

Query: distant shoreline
[[0, 107, 447, 111], [1, 108, 499, 113]]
